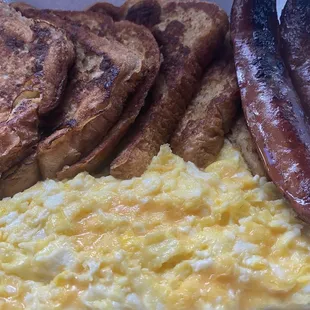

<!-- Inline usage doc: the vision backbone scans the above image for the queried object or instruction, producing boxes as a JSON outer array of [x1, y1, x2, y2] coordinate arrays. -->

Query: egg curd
[[1, 141, 310, 310]]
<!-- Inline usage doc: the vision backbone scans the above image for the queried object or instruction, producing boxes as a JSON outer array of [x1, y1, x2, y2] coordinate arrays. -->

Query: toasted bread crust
[[17, 9, 115, 132], [110, 1, 229, 179], [16, 8, 148, 179], [10, 2, 34, 11], [13, 5, 115, 35], [0, 2, 75, 173], [57, 21, 160, 180], [228, 117, 267, 178], [0, 150, 40, 199], [50, 10, 114, 36], [88, 0, 161, 28], [38, 30, 143, 179], [123, 0, 162, 28], [87, 2, 122, 21], [170, 39, 240, 168]]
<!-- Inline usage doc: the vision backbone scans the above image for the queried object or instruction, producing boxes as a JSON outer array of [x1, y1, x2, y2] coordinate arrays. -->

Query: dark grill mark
[[126, 0, 161, 28], [30, 24, 51, 76], [5, 37, 25, 51], [98, 53, 120, 89]]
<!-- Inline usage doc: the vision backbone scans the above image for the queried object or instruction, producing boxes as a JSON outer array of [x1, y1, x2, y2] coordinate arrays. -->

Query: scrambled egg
[[1, 141, 310, 310]]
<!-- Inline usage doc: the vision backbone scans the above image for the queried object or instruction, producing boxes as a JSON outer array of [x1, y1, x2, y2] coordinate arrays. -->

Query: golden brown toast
[[0, 1, 74, 174], [0, 150, 40, 199], [15, 7, 154, 180], [10, 2, 33, 11], [12, 8, 115, 132], [110, 1, 229, 179], [12, 3, 115, 31], [57, 21, 160, 180], [87, 2, 122, 20], [170, 38, 240, 168], [39, 27, 143, 179], [122, 0, 162, 27], [228, 116, 267, 178], [88, 0, 161, 28]]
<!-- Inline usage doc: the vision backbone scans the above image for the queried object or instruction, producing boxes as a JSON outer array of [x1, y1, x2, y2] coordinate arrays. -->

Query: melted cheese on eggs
[[0, 141, 310, 310]]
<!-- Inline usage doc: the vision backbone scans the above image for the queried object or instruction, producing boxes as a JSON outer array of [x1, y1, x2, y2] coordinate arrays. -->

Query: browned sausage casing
[[231, 0, 310, 222], [280, 0, 310, 116]]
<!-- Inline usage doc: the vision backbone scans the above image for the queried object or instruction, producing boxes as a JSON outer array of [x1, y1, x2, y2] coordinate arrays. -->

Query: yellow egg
[[0, 140, 310, 309]]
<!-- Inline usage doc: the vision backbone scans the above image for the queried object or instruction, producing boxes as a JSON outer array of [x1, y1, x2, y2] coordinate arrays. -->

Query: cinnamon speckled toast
[[88, 0, 161, 28], [0, 149, 40, 198], [110, 1, 229, 179], [8, 5, 160, 187], [170, 37, 240, 168], [121, 0, 162, 27], [57, 20, 160, 180], [87, 1, 122, 21], [0, 1, 75, 174], [228, 116, 268, 178], [14, 7, 145, 180]]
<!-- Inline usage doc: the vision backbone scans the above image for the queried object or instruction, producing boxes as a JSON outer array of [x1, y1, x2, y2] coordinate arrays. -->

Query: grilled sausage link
[[280, 0, 310, 116], [231, 0, 310, 222]]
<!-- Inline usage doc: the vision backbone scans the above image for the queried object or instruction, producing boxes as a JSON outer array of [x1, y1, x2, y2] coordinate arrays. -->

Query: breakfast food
[[2, 142, 310, 309], [38, 40, 141, 179], [0, 2, 75, 173], [16, 8, 148, 180], [88, 0, 162, 28], [15, 6, 160, 181], [228, 116, 267, 178], [0, 150, 40, 198], [231, 0, 310, 222], [87, 1, 121, 20], [170, 37, 239, 168], [9, 1, 33, 10], [57, 22, 160, 180], [1, 0, 310, 309], [11, 6, 115, 37], [281, 0, 310, 115], [2, 0, 309, 216], [110, 1, 229, 179], [122, 0, 162, 27]]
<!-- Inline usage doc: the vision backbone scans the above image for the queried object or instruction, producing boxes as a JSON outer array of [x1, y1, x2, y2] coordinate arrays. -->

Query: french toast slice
[[16, 7, 151, 180], [110, 1, 229, 179], [0, 1, 75, 174], [87, 2, 122, 21], [0, 149, 40, 199], [228, 116, 267, 178], [89, 0, 161, 28], [10, 2, 33, 11], [32, 7, 160, 180], [170, 38, 240, 168], [12, 4, 115, 35], [39, 24, 143, 179], [88, 0, 161, 28], [121, 0, 162, 28], [57, 21, 160, 180]]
